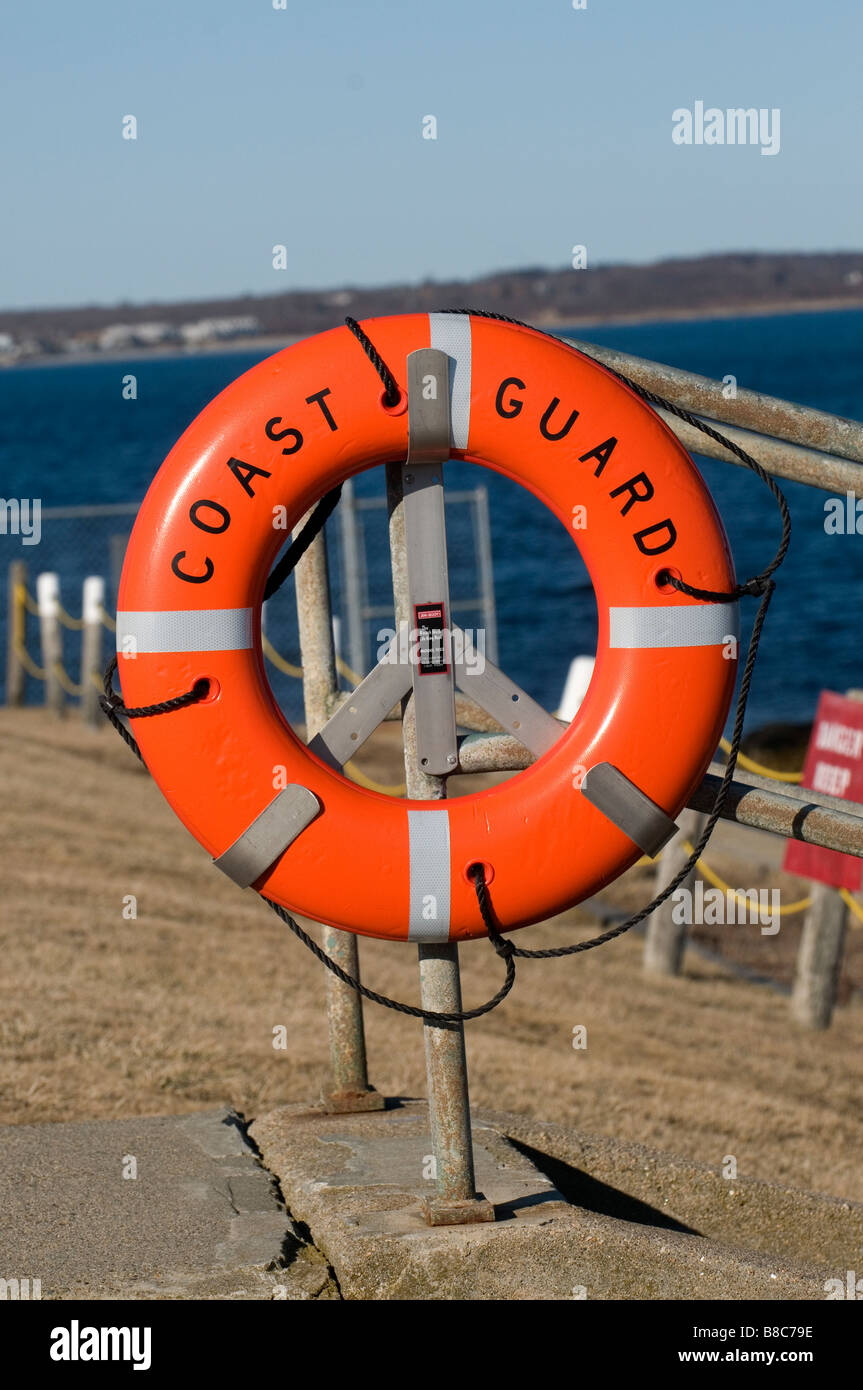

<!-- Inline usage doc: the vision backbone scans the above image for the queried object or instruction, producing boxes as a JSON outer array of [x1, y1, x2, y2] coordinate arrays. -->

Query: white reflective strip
[[116, 609, 254, 653], [407, 808, 451, 942], [428, 312, 471, 450], [609, 603, 739, 649]]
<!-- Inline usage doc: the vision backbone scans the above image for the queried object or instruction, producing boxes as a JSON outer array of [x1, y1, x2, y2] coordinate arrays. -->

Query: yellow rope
[[55, 604, 85, 631], [343, 761, 406, 795], [99, 607, 116, 631], [261, 635, 364, 689], [336, 656, 362, 688], [839, 889, 863, 925], [51, 662, 85, 696], [719, 736, 802, 783], [14, 583, 40, 616], [681, 840, 813, 916], [13, 639, 46, 680], [16, 582, 91, 630], [261, 634, 303, 678]]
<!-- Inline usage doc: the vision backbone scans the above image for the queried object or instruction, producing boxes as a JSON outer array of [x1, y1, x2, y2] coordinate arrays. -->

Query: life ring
[[116, 312, 738, 942]]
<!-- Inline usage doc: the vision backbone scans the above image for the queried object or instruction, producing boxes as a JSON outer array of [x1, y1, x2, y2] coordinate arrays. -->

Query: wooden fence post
[[643, 810, 706, 976], [791, 883, 848, 1030], [5, 561, 27, 707], [81, 576, 104, 727], [37, 572, 65, 717]]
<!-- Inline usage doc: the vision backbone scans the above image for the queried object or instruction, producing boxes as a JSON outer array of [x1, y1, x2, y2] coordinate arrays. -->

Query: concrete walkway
[[3, 1100, 859, 1300], [0, 1110, 335, 1299]]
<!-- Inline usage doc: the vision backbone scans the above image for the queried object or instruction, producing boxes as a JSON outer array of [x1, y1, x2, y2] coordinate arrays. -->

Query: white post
[[81, 576, 105, 727], [37, 572, 64, 717]]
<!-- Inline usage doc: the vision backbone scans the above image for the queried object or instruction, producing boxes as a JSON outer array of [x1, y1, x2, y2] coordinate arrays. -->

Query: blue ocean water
[[1, 307, 861, 730]]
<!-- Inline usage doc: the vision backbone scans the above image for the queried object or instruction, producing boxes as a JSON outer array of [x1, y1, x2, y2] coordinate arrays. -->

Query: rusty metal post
[[293, 513, 382, 1112], [386, 461, 494, 1225]]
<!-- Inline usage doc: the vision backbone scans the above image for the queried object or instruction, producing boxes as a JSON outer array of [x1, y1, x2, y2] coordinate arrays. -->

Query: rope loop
[[344, 316, 401, 406]]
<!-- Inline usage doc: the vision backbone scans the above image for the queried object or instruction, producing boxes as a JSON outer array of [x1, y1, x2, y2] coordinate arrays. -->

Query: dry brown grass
[[1, 708, 862, 1204]]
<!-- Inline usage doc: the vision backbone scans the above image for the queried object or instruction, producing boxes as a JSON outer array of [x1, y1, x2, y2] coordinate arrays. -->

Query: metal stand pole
[[387, 460, 494, 1225], [293, 516, 382, 1112], [338, 478, 368, 681]]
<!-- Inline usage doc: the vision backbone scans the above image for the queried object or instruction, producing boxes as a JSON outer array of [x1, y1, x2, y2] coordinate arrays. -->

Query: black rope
[[264, 485, 343, 601], [345, 316, 401, 407], [266, 896, 516, 1025], [99, 654, 210, 763]]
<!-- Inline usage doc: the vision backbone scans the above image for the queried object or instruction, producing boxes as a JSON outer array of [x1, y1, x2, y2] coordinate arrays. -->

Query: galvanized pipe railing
[[655, 412, 863, 496], [563, 337, 863, 467], [458, 735, 863, 858]]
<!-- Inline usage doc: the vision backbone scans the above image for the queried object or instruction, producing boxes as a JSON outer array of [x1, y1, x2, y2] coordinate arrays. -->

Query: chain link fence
[[1, 488, 497, 725]]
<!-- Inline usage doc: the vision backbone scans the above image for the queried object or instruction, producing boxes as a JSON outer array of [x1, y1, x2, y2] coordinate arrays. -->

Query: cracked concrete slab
[[250, 1100, 851, 1300], [0, 1108, 337, 1300], [5, 1100, 856, 1301]]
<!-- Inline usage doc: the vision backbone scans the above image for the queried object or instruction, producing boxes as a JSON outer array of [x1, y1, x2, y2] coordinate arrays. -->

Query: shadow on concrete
[[508, 1138, 702, 1236]]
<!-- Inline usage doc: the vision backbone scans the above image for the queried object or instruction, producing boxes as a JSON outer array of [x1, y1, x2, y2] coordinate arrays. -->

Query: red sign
[[783, 691, 863, 890]]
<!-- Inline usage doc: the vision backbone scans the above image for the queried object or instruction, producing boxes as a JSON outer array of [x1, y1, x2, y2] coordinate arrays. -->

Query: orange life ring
[[116, 313, 738, 942]]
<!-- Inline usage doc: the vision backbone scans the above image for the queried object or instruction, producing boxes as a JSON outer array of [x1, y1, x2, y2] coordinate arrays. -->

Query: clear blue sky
[[2, 0, 861, 309]]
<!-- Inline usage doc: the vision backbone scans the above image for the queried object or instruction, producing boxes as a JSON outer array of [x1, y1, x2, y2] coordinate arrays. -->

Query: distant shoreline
[[4, 294, 863, 370]]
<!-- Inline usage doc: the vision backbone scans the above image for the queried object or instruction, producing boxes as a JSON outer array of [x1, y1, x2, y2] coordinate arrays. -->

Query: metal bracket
[[213, 784, 321, 888], [452, 627, 565, 759], [581, 763, 678, 857], [402, 348, 459, 776], [308, 632, 413, 770]]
